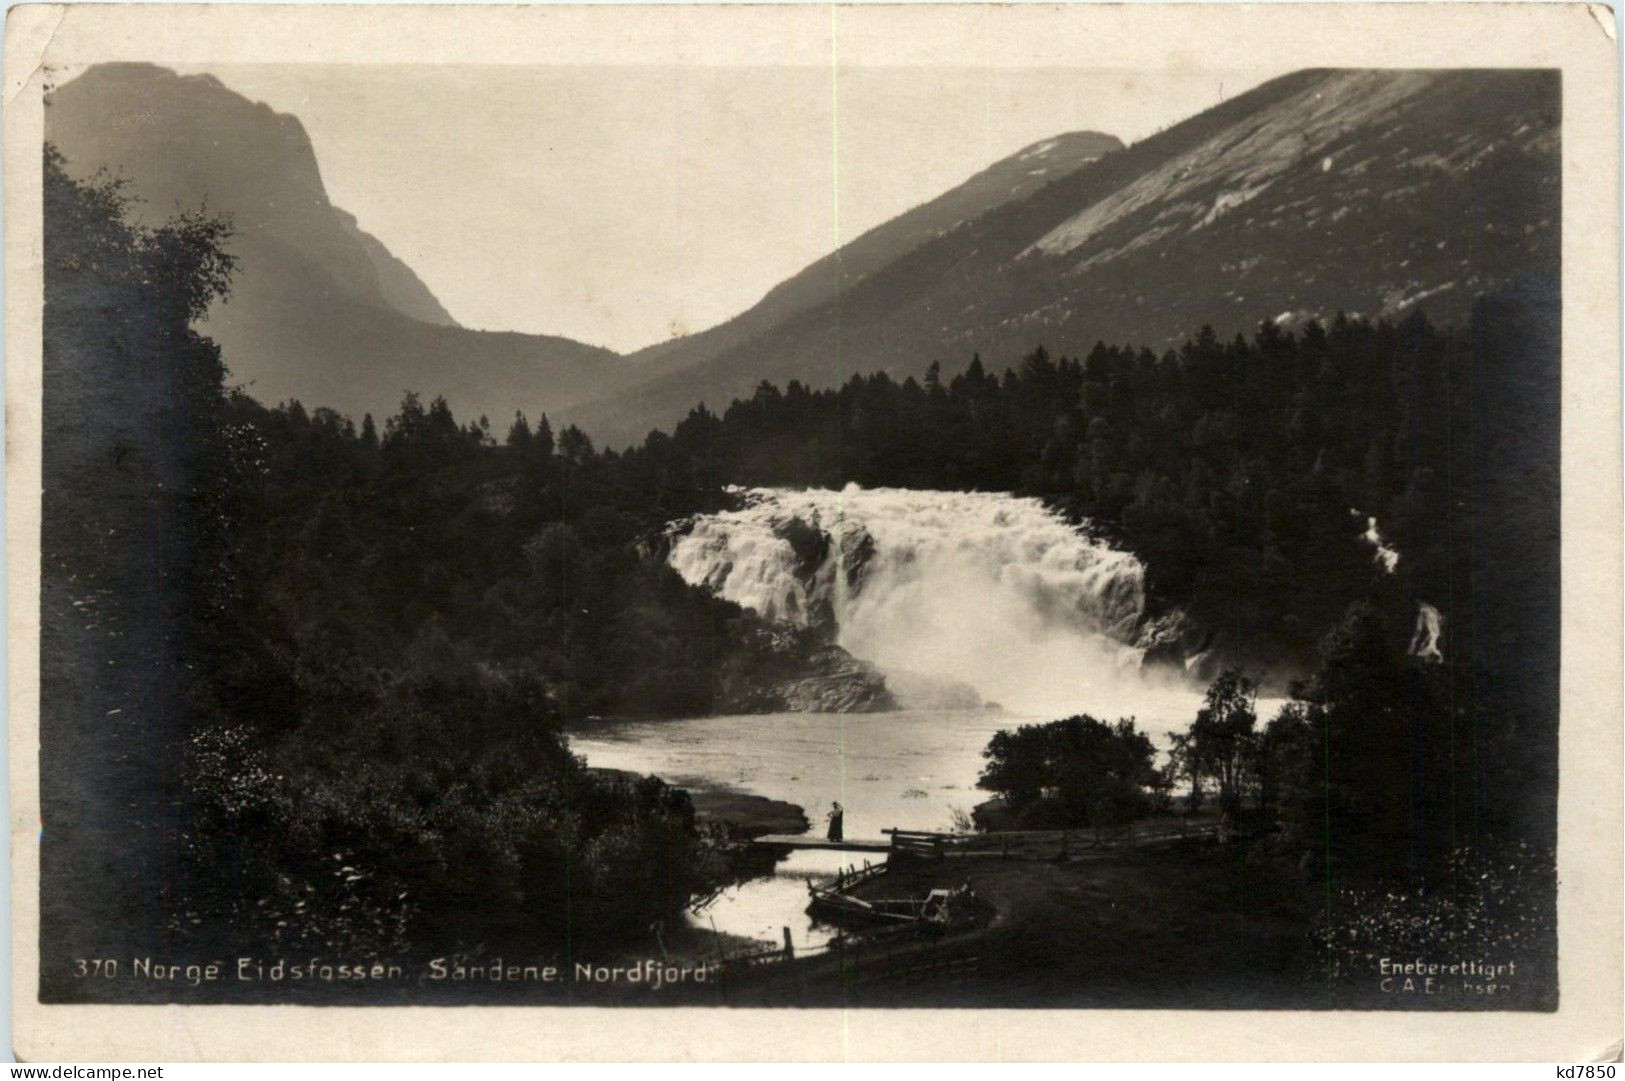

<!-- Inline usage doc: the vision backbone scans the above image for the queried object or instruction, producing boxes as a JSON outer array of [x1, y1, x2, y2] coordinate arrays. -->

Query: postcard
[[5, 2, 1619, 1062]]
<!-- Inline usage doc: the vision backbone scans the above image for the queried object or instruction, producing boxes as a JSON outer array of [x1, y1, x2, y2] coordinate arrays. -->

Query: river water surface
[[567, 704, 1214, 949], [575, 486, 1222, 948], [569, 709, 1017, 948]]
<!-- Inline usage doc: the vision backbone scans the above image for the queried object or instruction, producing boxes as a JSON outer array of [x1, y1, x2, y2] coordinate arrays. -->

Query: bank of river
[[568, 709, 1020, 949], [566, 696, 1221, 952], [571, 710, 1016, 834], [588, 767, 808, 836]]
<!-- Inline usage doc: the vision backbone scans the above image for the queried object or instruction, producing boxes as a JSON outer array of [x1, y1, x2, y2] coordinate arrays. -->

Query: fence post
[[782, 926, 795, 961], [709, 916, 728, 996]]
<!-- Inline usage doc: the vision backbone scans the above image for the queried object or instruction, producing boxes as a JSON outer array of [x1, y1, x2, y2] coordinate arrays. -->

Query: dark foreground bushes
[[181, 668, 731, 956], [41, 146, 739, 971], [1308, 841, 1556, 1009]]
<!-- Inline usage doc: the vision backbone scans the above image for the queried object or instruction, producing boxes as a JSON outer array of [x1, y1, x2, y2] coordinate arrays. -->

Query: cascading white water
[[1409, 602, 1444, 662], [1351, 507, 1400, 573], [668, 484, 1196, 719]]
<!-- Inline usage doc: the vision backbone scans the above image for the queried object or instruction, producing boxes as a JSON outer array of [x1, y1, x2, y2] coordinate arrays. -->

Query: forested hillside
[[46, 64, 627, 428], [572, 68, 1558, 445], [647, 290, 1556, 687], [38, 148, 821, 994]]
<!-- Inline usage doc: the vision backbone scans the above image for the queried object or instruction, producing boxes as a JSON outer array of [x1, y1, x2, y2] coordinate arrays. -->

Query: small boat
[[806, 881, 926, 926], [807, 877, 988, 930]]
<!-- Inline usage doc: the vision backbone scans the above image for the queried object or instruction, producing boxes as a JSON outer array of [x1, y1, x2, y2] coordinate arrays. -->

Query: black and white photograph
[[5, 1, 1620, 1063]]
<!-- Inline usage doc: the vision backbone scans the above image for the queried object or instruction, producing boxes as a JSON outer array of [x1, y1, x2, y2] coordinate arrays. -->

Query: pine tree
[[558, 425, 594, 465], [507, 410, 533, 449], [923, 360, 943, 396]]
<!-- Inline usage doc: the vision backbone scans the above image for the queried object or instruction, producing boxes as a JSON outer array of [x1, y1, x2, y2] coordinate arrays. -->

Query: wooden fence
[[714, 919, 940, 978], [709, 817, 1226, 981], [825, 858, 889, 891], [957, 817, 1224, 859], [883, 828, 966, 860]]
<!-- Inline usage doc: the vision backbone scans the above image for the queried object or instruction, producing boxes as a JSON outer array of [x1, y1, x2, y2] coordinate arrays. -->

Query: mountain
[[571, 69, 1558, 447], [46, 63, 624, 426], [625, 130, 1123, 373]]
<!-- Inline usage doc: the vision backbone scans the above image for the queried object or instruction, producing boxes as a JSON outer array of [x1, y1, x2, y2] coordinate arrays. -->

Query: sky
[[180, 64, 1290, 354]]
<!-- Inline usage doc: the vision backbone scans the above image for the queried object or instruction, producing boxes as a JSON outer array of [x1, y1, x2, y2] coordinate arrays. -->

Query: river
[[573, 485, 1215, 949], [569, 709, 1015, 949], [567, 702, 1208, 950]]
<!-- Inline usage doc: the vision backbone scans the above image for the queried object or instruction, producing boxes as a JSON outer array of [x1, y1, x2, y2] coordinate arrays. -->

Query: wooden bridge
[[752, 833, 891, 852], [716, 819, 1226, 990], [753, 819, 1222, 859], [752, 828, 967, 857]]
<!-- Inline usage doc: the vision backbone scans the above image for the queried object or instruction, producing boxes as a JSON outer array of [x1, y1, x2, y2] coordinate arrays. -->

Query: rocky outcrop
[[758, 513, 877, 635], [588, 768, 807, 837], [1133, 607, 1211, 673], [716, 621, 896, 714], [773, 514, 830, 581], [634, 516, 693, 564]]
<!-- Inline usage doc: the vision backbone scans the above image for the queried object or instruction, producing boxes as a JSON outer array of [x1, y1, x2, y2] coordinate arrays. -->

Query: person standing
[[826, 801, 844, 842]]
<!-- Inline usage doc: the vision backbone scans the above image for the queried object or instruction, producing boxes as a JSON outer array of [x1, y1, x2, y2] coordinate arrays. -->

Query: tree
[[979, 726, 1049, 808], [1185, 669, 1259, 816], [1268, 601, 1463, 880], [1258, 700, 1312, 816], [1166, 731, 1205, 810], [507, 410, 533, 449], [923, 360, 943, 396], [558, 424, 594, 464], [979, 715, 1160, 828], [42, 142, 239, 957]]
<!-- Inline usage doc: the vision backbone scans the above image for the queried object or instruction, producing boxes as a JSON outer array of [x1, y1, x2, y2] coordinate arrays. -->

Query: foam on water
[[668, 484, 1198, 718]]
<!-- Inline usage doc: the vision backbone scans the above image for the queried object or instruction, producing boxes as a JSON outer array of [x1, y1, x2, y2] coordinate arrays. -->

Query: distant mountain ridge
[[46, 63, 624, 425], [570, 68, 1558, 447], [624, 130, 1123, 377], [45, 65, 1558, 446], [49, 64, 456, 327]]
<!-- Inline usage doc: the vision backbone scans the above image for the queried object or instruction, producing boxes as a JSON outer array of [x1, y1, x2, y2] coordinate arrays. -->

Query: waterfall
[[667, 485, 1190, 716], [1409, 602, 1444, 662], [1351, 508, 1400, 573]]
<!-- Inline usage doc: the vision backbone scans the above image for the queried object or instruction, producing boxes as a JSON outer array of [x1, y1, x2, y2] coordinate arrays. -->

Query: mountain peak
[[618, 125, 1123, 387], [574, 68, 1556, 446], [831, 129, 1125, 269], [48, 62, 457, 329], [46, 63, 627, 426], [1009, 130, 1124, 164]]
